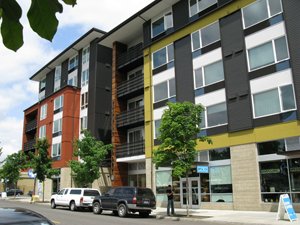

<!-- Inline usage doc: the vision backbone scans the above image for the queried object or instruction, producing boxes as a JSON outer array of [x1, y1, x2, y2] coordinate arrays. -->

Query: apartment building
[[22, 28, 112, 198]]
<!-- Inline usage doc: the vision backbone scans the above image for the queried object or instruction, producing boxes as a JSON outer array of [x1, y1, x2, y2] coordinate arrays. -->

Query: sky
[[0, 0, 154, 162]]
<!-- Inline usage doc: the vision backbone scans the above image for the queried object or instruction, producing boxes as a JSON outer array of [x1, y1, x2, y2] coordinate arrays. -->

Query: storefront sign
[[197, 166, 209, 173], [277, 194, 297, 222]]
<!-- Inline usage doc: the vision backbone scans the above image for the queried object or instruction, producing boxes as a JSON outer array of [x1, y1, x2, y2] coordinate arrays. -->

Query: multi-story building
[[22, 28, 112, 198], [22, 0, 300, 211]]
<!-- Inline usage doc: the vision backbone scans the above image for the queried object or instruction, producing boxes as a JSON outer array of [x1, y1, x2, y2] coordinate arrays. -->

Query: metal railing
[[117, 43, 143, 67], [24, 139, 36, 151], [25, 119, 37, 132], [116, 106, 144, 128], [116, 140, 145, 158], [117, 75, 144, 98]]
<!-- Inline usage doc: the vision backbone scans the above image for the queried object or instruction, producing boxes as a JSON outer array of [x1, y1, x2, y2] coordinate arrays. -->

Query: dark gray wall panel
[[173, 0, 189, 30], [282, 0, 300, 119], [61, 59, 69, 88], [174, 35, 194, 103], [143, 21, 151, 47], [220, 11, 253, 132], [45, 70, 54, 97]]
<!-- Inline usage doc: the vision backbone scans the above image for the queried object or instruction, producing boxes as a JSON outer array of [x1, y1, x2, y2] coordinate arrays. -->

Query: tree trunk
[[31, 177, 37, 203], [42, 181, 45, 202], [186, 173, 190, 217]]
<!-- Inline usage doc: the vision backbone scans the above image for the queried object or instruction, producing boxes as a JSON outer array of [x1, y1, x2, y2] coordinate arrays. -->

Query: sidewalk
[[153, 207, 299, 225]]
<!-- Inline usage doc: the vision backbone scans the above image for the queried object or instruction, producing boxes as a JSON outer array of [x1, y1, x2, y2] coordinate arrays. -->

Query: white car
[[50, 188, 100, 211]]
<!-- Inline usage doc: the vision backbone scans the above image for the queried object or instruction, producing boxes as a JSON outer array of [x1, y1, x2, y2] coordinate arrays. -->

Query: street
[[0, 199, 242, 225]]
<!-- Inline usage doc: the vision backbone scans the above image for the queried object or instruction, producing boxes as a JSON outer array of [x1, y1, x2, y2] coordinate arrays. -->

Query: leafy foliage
[[0, 0, 77, 51], [69, 130, 112, 187], [153, 102, 212, 178]]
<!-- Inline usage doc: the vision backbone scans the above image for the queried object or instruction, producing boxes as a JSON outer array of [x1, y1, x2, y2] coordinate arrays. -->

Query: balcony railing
[[116, 106, 144, 128], [117, 75, 144, 98], [116, 140, 145, 158], [25, 119, 37, 133], [117, 43, 143, 68], [24, 139, 36, 151]]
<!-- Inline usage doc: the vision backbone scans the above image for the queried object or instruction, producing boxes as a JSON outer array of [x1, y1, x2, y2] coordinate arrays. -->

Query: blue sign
[[282, 194, 297, 221], [197, 166, 209, 173]]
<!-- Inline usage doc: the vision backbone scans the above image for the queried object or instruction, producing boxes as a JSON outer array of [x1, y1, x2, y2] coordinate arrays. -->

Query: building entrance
[[180, 177, 200, 208]]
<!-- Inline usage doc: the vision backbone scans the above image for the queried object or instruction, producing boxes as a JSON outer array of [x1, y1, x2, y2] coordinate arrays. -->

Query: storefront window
[[289, 159, 300, 192], [258, 139, 285, 155], [209, 148, 230, 161]]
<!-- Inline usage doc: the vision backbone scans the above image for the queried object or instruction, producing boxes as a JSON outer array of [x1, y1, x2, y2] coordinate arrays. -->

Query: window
[[82, 46, 90, 64], [154, 119, 162, 139], [40, 78, 46, 90], [153, 78, 176, 102], [209, 148, 230, 161], [191, 21, 220, 51], [81, 92, 88, 109], [248, 36, 289, 71], [152, 11, 173, 38], [81, 116, 88, 131], [68, 74, 77, 87], [253, 84, 296, 118], [53, 119, 62, 134], [128, 69, 143, 80], [201, 102, 228, 128], [54, 66, 61, 91], [54, 95, 64, 111], [40, 104, 47, 120], [128, 129, 144, 143], [194, 60, 224, 89], [52, 143, 61, 157], [128, 98, 144, 110], [189, 0, 217, 17], [81, 69, 89, 87], [152, 44, 174, 69], [242, 0, 282, 29], [68, 55, 78, 71], [39, 125, 46, 139]]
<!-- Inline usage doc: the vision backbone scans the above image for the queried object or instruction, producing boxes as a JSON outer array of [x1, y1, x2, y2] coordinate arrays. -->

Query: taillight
[[132, 196, 137, 204], [80, 197, 83, 204]]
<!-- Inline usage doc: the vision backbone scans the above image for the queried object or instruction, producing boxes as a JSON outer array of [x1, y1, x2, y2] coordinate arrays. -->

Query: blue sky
[[0, 0, 154, 162]]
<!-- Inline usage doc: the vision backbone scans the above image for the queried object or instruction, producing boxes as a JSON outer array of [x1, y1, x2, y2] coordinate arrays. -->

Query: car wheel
[[118, 203, 128, 217], [93, 202, 102, 214], [70, 201, 77, 211], [51, 200, 56, 209], [139, 211, 150, 218]]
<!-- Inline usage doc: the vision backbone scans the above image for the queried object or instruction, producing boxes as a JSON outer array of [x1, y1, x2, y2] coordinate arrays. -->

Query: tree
[[29, 138, 58, 202], [69, 130, 112, 188], [0, 151, 27, 196], [0, 0, 77, 51], [153, 102, 212, 216]]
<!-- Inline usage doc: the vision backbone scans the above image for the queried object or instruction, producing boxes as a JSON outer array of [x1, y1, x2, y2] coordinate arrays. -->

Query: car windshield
[[83, 190, 99, 196]]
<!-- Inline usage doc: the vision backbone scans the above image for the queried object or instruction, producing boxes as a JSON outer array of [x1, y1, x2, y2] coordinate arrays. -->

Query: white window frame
[[40, 78, 46, 90], [53, 118, 62, 134], [81, 116, 88, 131], [40, 104, 47, 120], [153, 78, 176, 103], [54, 95, 64, 111], [52, 143, 61, 157], [68, 73, 78, 87], [81, 92, 88, 109], [189, 0, 217, 17], [251, 84, 297, 119], [201, 102, 228, 129], [246, 36, 289, 72], [191, 21, 220, 52], [152, 44, 174, 69], [39, 125, 46, 139], [82, 46, 90, 65], [81, 69, 89, 87], [242, 0, 283, 29], [151, 10, 173, 38], [68, 55, 78, 71]]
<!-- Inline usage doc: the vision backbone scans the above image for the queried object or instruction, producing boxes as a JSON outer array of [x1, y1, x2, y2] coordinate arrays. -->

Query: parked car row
[[50, 186, 156, 218], [0, 189, 24, 197]]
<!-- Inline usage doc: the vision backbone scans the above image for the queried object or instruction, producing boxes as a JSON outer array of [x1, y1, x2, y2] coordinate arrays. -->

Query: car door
[[55, 189, 65, 205], [101, 188, 115, 209], [61, 189, 69, 206]]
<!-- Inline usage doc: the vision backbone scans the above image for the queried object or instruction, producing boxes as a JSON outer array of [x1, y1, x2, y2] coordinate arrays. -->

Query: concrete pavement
[[2, 196, 299, 224]]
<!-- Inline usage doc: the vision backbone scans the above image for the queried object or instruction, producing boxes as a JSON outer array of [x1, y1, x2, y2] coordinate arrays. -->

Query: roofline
[[30, 28, 106, 80], [97, 0, 161, 42]]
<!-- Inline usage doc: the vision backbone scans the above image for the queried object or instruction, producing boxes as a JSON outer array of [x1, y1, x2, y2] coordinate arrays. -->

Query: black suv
[[92, 186, 156, 217]]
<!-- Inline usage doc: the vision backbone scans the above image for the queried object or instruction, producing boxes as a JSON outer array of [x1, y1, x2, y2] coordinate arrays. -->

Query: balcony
[[116, 106, 144, 128], [116, 140, 144, 159], [117, 75, 144, 98], [24, 139, 36, 151], [117, 43, 143, 69], [25, 119, 37, 133]]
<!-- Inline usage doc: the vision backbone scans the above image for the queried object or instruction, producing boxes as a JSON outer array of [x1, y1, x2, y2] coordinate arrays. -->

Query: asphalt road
[[0, 199, 243, 225]]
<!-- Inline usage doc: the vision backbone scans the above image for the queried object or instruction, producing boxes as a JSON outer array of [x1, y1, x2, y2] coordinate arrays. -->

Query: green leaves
[[0, 0, 77, 51]]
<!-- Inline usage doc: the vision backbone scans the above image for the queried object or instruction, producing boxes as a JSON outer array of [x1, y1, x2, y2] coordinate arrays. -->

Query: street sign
[[277, 194, 297, 222], [197, 166, 209, 173]]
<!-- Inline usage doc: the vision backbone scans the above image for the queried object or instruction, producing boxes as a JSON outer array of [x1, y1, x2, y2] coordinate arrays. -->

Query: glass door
[[180, 177, 200, 208]]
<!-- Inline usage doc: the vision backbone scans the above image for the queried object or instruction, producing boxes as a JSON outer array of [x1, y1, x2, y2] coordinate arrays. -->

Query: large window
[[154, 119, 162, 139], [54, 95, 63, 111], [39, 125, 46, 139], [252, 84, 296, 118], [40, 104, 47, 120], [81, 92, 88, 109], [52, 143, 61, 157], [53, 119, 62, 134], [201, 102, 228, 128], [189, 0, 217, 17], [242, 0, 282, 29], [68, 55, 78, 71], [248, 36, 289, 71], [82, 46, 90, 64], [81, 116, 88, 131], [40, 78, 46, 90], [54, 66, 61, 91], [81, 69, 89, 87], [191, 21, 220, 51], [128, 128, 144, 143], [153, 78, 176, 103], [152, 11, 173, 38], [68, 74, 77, 87], [152, 44, 174, 69], [194, 60, 224, 89]]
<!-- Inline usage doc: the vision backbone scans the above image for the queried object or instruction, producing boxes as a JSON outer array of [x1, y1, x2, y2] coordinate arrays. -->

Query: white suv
[[50, 188, 100, 211]]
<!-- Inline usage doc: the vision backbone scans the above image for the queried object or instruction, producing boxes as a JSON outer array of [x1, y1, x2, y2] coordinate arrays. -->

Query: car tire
[[51, 200, 56, 209], [113, 211, 118, 216], [70, 201, 77, 211], [139, 211, 150, 218], [93, 202, 102, 214], [118, 203, 128, 217]]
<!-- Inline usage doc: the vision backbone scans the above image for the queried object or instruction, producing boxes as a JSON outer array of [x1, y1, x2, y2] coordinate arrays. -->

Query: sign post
[[277, 194, 297, 222]]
